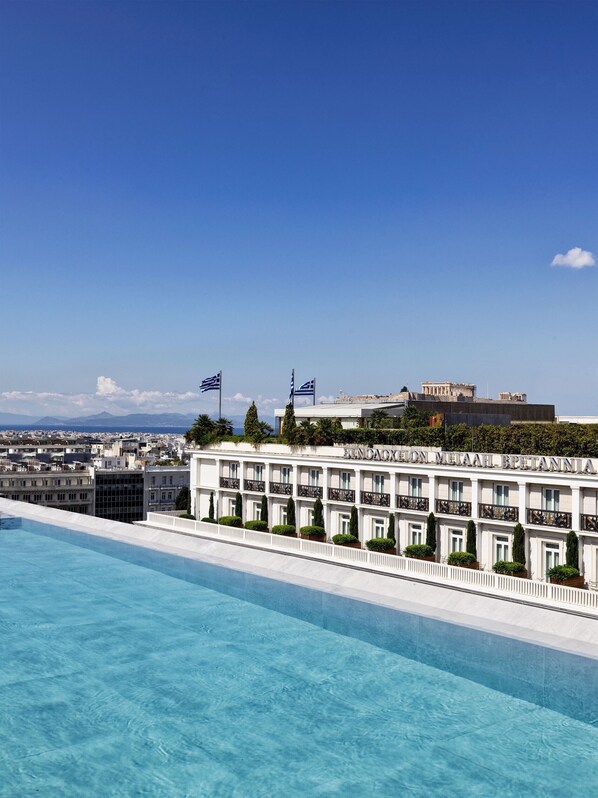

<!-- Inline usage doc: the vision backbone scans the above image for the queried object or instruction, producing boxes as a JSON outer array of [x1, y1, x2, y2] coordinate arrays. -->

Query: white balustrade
[[144, 513, 598, 614]]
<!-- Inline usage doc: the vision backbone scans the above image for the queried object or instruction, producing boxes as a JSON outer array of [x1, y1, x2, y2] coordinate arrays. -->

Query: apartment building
[[189, 442, 598, 589]]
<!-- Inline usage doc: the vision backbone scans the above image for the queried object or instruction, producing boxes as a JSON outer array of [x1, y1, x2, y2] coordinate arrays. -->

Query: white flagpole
[[291, 369, 295, 408], [313, 377, 316, 406], [219, 371, 222, 419]]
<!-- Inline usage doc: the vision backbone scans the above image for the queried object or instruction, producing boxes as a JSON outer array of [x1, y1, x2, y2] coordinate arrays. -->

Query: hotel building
[[189, 442, 598, 590]]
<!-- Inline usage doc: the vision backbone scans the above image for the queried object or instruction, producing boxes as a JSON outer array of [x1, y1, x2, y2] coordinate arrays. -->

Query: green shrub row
[[404, 544, 434, 559], [547, 565, 581, 581], [244, 520, 268, 531], [365, 537, 396, 552], [271, 525, 296, 536], [200, 517, 217, 524], [299, 525, 326, 538], [217, 515, 243, 527], [447, 551, 477, 566], [492, 560, 526, 575], [332, 534, 359, 545]]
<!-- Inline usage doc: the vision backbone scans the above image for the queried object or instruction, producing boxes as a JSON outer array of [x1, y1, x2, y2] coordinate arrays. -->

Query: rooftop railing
[[144, 513, 598, 615]]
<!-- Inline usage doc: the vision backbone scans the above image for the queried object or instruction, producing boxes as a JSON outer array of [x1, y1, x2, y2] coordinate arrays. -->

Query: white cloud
[[551, 247, 595, 269], [96, 376, 125, 396]]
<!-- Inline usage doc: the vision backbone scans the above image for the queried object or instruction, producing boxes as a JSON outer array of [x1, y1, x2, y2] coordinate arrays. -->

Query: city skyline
[[1, 1, 597, 415]]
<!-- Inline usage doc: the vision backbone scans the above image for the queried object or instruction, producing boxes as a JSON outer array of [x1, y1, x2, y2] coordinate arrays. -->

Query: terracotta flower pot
[[549, 575, 585, 589]]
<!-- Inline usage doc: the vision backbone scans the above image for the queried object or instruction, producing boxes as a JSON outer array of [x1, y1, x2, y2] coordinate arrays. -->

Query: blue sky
[[1, 0, 596, 418]]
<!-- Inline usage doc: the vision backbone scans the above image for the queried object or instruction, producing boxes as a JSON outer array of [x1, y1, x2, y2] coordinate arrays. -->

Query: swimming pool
[[1, 518, 597, 796]]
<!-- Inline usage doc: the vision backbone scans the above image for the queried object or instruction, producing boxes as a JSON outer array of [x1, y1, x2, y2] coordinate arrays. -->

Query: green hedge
[[334, 423, 598, 458], [217, 515, 243, 527], [332, 534, 359, 545], [178, 513, 195, 520], [200, 517, 217, 524], [492, 560, 526, 575], [447, 551, 477, 566], [271, 525, 296, 536], [365, 537, 396, 552], [547, 565, 581, 581], [299, 525, 326, 538], [244, 519, 268, 531], [404, 544, 434, 559]]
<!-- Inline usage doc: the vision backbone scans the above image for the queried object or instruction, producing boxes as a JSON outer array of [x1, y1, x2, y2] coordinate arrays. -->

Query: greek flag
[[200, 373, 221, 392], [288, 371, 295, 403], [295, 379, 315, 396]]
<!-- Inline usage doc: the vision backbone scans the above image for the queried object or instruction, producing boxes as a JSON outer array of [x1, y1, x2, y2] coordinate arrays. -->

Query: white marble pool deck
[[2, 499, 597, 661]]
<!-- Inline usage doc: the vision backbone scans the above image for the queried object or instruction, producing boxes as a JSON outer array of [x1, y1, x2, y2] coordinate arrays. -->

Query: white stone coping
[[2, 498, 597, 661]]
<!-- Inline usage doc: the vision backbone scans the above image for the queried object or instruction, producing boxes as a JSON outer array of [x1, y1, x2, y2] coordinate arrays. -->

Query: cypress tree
[[387, 513, 395, 541], [466, 519, 477, 560], [235, 491, 243, 520], [286, 496, 296, 527], [260, 494, 269, 526], [566, 530, 579, 569], [244, 401, 260, 438], [426, 512, 437, 553], [349, 505, 359, 539], [512, 523, 526, 565], [281, 403, 297, 444], [313, 497, 324, 530], [208, 491, 215, 520], [175, 485, 190, 511]]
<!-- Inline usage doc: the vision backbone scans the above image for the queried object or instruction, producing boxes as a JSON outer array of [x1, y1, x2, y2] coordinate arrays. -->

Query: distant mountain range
[[0, 410, 272, 429]]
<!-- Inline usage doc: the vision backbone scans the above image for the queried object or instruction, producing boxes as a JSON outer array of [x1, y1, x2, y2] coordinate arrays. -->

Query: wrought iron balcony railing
[[298, 485, 323, 499], [581, 514, 598, 532], [436, 499, 472, 516], [328, 487, 355, 503], [526, 509, 572, 528], [479, 503, 518, 522], [361, 491, 390, 507], [397, 495, 429, 512], [244, 479, 265, 492], [270, 481, 292, 495], [219, 477, 240, 489]]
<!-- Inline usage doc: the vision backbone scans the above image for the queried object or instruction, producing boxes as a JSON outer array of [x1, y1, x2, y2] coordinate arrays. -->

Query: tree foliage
[[466, 519, 477, 560], [286, 496, 296, 527], [208, 491, 215, 520], [349, 505, 359, 539], [175, 485, 190, 512], [566, 530, 579, 569], [313, 497, 324, 530], [387, 513, 395, 541], [512, 523, 526, 566], [244, 402, 260, 438], [426, 512, 437, 553], [260, 494, 268, 525], [185, 414, 233, 446], [281, 404, 297, 444]]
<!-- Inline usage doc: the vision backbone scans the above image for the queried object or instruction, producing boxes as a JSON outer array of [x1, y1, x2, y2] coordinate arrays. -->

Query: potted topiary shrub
[[271, 524, 297, 537], [332, 533, 361, 548], [447, 551, 479, 569], [404, 543, 435, 561], [217, 515, 243, 528], [547, 565, 585, 588], [300, 525, 326, 540], [492, 560, 528, 578], [244, 519, 268, 532], [366, 537, 396, 554]]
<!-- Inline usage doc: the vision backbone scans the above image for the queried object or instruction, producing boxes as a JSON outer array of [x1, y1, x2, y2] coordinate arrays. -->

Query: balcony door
[[543, 489, 560, 512], [373, 474, 385, 494], [494, 484, 509, 507], [450, 481, 463, 503]]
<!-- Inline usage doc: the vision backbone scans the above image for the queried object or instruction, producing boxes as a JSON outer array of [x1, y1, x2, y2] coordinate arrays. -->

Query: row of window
[[6, 492, 91, 502], [226, 468, 565, 511], [0, 477, 88, 488], [149, 475, 187, 486]]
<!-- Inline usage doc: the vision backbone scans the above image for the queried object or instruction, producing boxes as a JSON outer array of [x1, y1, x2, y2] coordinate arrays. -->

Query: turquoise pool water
[[1, 519, 598, 797]]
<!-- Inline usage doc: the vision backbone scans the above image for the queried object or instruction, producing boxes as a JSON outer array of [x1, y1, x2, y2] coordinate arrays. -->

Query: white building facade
[[189, 442, 598, 590]]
